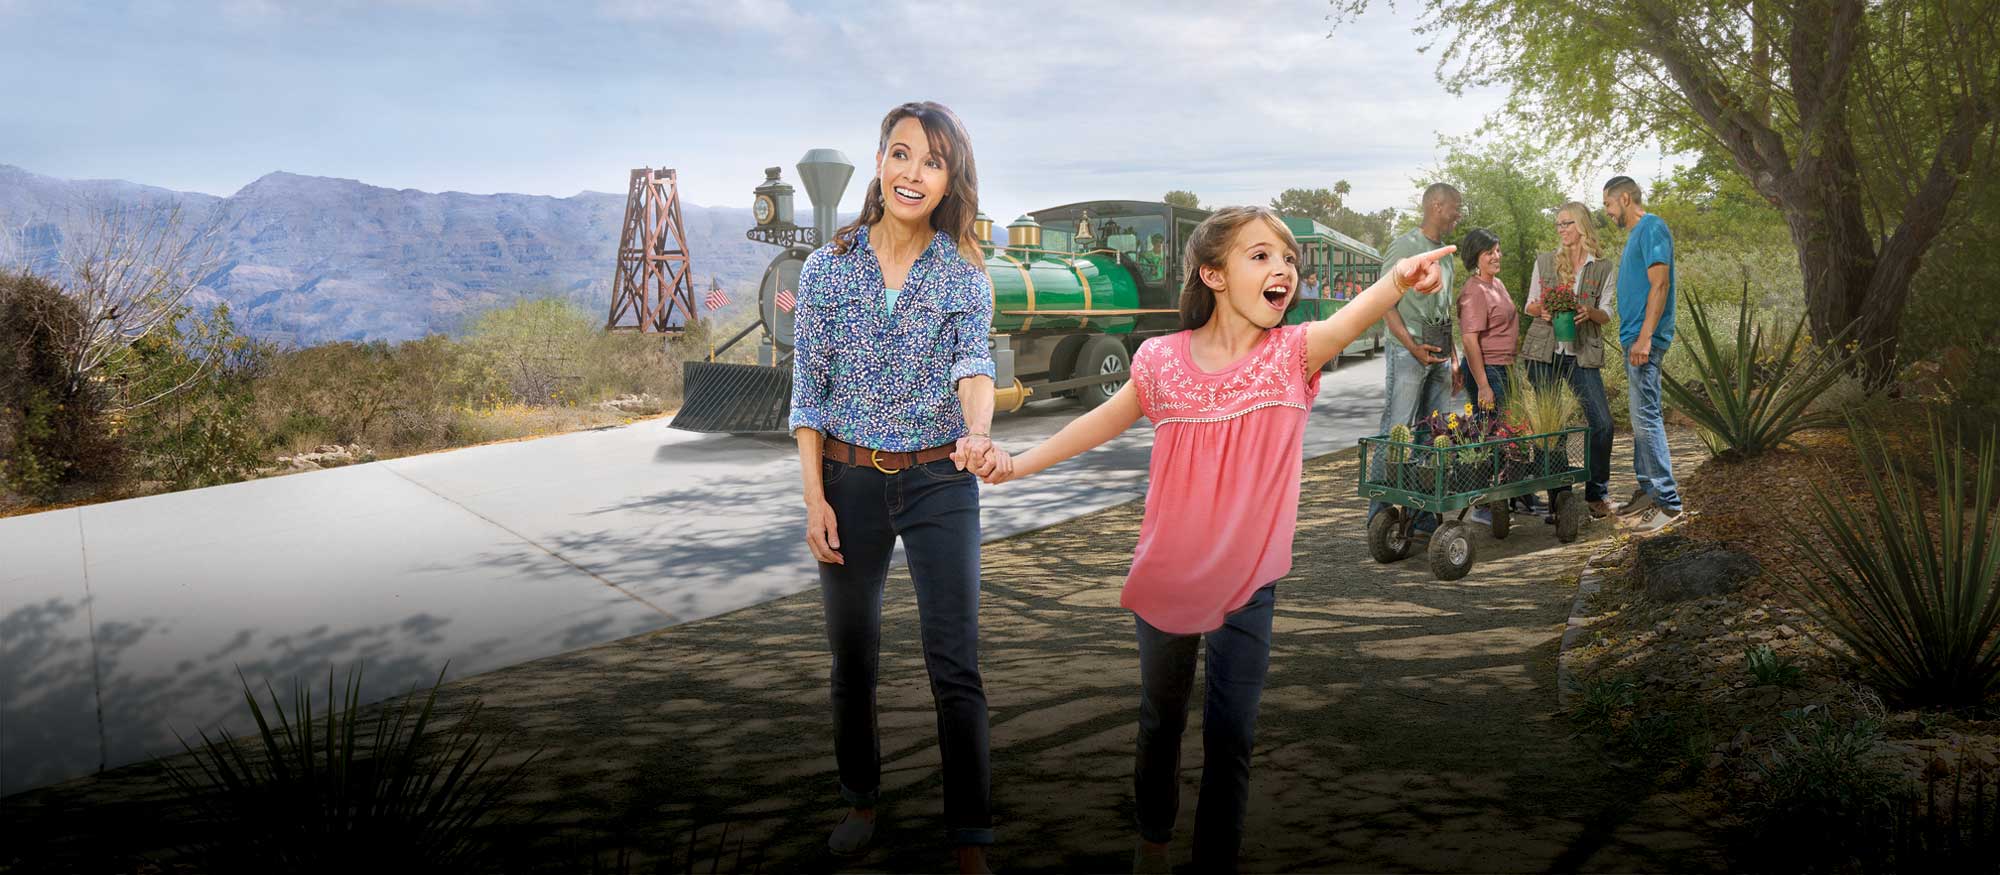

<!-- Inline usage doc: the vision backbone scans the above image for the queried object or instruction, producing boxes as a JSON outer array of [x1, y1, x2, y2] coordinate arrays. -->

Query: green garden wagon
[[1357, 427, 1591, 580]]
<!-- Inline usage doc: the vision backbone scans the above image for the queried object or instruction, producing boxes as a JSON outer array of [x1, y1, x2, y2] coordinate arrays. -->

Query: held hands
[[1392, 246, 1456, 296], [1412, 342, 1446, 366], [951, 434, 1016, 484]]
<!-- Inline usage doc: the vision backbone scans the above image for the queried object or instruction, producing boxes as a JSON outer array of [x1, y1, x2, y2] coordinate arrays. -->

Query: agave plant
[[1772, 419, 2000, 706], [163, 664, 539, 874], [1661, 284, 1868, 461]]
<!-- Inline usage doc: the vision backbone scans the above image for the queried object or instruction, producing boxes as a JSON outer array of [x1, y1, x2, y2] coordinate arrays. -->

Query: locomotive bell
[[751, 167, 796, 228]]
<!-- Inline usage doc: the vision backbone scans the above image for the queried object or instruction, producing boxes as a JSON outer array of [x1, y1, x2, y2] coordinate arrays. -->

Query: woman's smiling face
[[875, 116, 948, 226], [1200, 217, 1298, 330]]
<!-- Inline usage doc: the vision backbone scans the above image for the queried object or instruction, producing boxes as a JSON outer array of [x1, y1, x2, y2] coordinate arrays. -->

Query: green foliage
[[463, 298, 596, 406], [163, 664, 537, 874], [1774, 418, 2000, 707], [1660, 284, 1864, 460], [1744, 645, 1804, 689], [1741, 706, 1900, 873], [1568, 674, 1637, 733], [0, 269, 121, 500], [1162, 190, 1200, 210], [123, 304, 268, 490], [1507, 363, 1581, 437], [1428, 135, 1566, 305]]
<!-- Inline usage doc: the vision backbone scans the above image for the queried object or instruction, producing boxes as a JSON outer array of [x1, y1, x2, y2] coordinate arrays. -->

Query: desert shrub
[[0, 269, 122, 499], [1660, 284, 1863, 460], [463, 298, 594, 406], [122, 305, 269, 490], [1738, 706, 1901, 873], [164, 665, 536, 874]]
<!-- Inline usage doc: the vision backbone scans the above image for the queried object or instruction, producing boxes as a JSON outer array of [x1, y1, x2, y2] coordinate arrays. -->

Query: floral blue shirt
[[788, 224, 997, 452]]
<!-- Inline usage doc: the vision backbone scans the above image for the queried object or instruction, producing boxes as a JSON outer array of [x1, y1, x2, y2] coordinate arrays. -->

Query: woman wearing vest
[[1522, 201, 1617, 520], [788, 101, 1001, 873]]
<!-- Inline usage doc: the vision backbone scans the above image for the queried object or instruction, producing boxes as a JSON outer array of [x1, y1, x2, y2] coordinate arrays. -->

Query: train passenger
[[1300, 272, 1321, 299], [1140, 232, 1169, 281], [972, 206, 1452, 873], [787, 100, 1004, 874]]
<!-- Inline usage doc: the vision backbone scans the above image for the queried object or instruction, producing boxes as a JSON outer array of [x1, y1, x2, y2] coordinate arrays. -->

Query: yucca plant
[[1661, 283, 1866, 461], [1773, 418, 2000, 707], [163, 664, 539, 874]]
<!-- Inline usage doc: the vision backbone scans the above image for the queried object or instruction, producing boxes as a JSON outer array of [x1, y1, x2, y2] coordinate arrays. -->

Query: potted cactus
[[1385, 422, 1418, 489]]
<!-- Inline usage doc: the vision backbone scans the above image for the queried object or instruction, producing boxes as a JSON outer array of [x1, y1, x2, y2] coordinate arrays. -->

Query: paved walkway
[[0, 358, 1394, 796], [4, 431, 1723, 872]]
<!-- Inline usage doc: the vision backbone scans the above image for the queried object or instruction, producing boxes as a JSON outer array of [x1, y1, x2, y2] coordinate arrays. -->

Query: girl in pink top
[[980, 207, 1450, 872]]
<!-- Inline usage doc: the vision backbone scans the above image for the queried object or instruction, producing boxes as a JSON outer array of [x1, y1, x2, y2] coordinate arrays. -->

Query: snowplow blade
[[670, 361, 794, 434]]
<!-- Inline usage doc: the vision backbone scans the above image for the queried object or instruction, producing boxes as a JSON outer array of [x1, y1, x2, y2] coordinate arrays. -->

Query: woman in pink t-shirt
[[980, 207, 1451, 872]]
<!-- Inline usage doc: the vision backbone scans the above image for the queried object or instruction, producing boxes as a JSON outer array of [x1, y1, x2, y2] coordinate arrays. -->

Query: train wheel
[[1047, 335, 1088, 399], [1078, 335, 1130, 410]]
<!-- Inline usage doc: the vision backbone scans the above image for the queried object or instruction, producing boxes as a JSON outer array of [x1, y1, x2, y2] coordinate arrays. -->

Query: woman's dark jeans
[[1459, 360, 1512, 411], [817, 456, 992, 846], [1528, 355, 1613, 504], [1133, 584, 1277, 872]]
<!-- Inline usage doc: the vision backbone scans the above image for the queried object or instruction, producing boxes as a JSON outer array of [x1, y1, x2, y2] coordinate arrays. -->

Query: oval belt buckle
[[869, 449, 903, 475]]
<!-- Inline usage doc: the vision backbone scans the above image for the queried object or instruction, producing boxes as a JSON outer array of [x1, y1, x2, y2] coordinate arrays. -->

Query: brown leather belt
[[822, 435, 956, 473]]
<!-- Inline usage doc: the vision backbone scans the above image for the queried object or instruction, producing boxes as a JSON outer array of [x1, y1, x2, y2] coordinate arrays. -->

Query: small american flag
[[704, 286, 728, 312], [775, 287, 797, 314]]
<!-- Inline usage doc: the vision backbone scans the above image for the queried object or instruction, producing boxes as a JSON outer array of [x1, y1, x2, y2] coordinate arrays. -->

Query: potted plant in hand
[[1543, 281, 1580, 344]]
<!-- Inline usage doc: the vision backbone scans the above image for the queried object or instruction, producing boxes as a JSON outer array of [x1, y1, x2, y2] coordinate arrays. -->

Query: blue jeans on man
[[1528, 355, 1614, 505], [1133, 584, 1276, 872], [1625, 347, 1682, 512], [817, 456, 994, 846], [1369, 342, 1458, 531]]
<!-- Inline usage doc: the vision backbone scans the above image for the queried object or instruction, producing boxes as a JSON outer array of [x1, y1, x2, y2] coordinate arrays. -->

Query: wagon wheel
[[1368, 508, 1415, 563], [1488, 502, 1511, 540], [1555, 491, 1584, 543], [1428, 521, 1474, 580]]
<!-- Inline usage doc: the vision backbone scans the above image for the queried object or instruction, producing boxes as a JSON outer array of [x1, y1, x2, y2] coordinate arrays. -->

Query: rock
[[1777, 624, 1798, 638], [1636, 534, 1763, 603], [595, 393, 663, 414]]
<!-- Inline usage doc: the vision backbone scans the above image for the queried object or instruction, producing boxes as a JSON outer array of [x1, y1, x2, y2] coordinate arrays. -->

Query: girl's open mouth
[[1263, 286, 1289, 309]]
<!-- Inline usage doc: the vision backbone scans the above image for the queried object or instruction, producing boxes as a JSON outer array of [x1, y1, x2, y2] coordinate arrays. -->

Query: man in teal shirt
[[1603, 175, 1684, 534], [1368, 182, 1462, 530]]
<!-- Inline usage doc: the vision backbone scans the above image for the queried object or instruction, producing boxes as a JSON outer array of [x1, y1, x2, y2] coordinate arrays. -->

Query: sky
[[1, 0, 1681, 224]]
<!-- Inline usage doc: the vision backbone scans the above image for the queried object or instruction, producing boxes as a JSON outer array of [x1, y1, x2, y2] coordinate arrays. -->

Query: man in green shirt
[[1369, 182, 1463, 530]]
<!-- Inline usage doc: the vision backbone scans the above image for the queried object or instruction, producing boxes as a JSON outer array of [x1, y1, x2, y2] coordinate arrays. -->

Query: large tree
[[1163, 190, 1201, 209], [1334, 0, 2000, 379]]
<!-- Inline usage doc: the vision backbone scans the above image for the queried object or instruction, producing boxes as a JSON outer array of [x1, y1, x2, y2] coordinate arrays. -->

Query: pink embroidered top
[[1124, 323, 1323, 634]]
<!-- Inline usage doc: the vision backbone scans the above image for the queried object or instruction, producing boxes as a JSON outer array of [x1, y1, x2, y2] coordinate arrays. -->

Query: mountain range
[[0, 164, 799, 345]]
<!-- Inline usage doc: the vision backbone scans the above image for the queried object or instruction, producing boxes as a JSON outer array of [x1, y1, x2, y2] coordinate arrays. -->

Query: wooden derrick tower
[[606, 167, 697, 333]]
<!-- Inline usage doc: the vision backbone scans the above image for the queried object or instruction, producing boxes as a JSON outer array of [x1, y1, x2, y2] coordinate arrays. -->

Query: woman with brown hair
[[787, 101, 1001, 873]]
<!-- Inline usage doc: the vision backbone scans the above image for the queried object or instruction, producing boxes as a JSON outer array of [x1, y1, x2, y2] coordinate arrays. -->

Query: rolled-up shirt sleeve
[[947, 268, 997, 384], [787, 255, 832, 433]]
